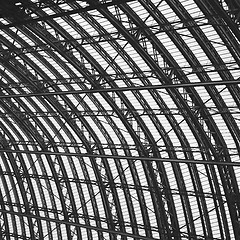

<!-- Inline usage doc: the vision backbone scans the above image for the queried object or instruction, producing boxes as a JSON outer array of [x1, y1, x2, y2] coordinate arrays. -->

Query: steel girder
[[0, 0, 239, 239]]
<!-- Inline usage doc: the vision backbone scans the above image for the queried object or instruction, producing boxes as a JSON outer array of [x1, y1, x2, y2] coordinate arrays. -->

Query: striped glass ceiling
[[0, 0, 240, 239]]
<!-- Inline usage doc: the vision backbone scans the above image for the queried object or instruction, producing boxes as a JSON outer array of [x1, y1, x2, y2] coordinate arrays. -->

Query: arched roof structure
[[0, 0, 240, 239]]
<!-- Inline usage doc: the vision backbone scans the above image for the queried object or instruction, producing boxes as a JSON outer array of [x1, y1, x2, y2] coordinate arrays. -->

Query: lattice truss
[[0, 0, 239, 239]]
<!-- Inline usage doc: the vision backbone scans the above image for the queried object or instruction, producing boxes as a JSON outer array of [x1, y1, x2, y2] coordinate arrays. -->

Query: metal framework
[[0, 0, 239, 239]]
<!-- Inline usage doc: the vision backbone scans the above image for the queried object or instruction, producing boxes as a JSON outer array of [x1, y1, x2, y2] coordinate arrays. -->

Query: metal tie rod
[[1, 149, 240, 166], [0, 80, 240, 98]]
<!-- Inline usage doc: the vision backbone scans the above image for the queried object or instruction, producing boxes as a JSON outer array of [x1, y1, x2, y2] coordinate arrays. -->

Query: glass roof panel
[[0, 0, 239, 239]]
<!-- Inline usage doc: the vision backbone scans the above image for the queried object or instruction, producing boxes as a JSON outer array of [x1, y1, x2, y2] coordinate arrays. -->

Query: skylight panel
[[173, 193, 186, 229], [201, 25, 233, 64], [142, 114, 161, 140], [193, 86, 212, 103], [98, 41, 118, 58], [81, 95, 98, 111], [186, 72, 201, 83], [0, 18, 9, 25], [158, 32, 184, 68], [59, 3, 73, 11], [0, 34, 21, 49], [206, 71, 222, 82], [36, 58, 61, 78], [158, 89, 176, 109], [128, 1, 149, 21], [213, 113, 235, 144], [42, 6, 55, 15], [123, 44, 149, 72], [78, 17, 99, 37], [13, 30, 35, 46], [124, 91, 142, 109], [18, 97, 36, 112], [112, 55, 131, 73], [158, 1, 179, 22], [59, 20, 79, 39], [179, 119, 198, 146], [228, 63, 240, 80], [90, 10, 115, 33], [112, 116, 135, 146], [181, 0, 202, 18], [84, 116, 108, 144], [38, 116, 55, 137], [81, 44, 108, 69], [178, 31, 211, 67]]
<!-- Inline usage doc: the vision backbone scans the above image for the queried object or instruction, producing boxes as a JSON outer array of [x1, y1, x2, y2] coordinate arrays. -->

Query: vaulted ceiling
[[0, 0, 240, 239]]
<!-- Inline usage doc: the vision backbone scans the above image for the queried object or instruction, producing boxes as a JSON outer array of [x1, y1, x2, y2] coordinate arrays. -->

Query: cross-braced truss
[[0, 0, 239, 239]]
